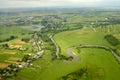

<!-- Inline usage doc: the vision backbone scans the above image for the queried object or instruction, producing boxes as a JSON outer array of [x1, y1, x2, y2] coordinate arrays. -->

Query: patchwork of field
[[0, 8, 120, 80], [0, 26, 33, 68], [3, 27, 120, 80], [9, 27, 120, 80]]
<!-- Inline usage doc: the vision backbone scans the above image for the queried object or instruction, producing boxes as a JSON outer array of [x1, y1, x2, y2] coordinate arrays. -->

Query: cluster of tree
[[76, 47, 81, 53], [20, 54, 33, 62], [94, 23, 109, 28], [0, 43, 9, 49], [51, 51, 57, 61], [37, 30, 57, 60], [0, 53, 39, 79], [59, 55, 73, 61], [90, 17, 120, 28], [40, 17, 83, 61], [38, 33, 50, 42], [0, 64, 19, 79], [41, 15, 65, 32], [107, 18, 120, 25], [40, 15, 85, 61], [58, 67, 87, 80], [47, 42, 57, 61], [21, 37, 30, 43], [112, 48, 120, 56], [0, 36, 18, 42], [104, 35, 119, 46], [41, 19, 48, 26]]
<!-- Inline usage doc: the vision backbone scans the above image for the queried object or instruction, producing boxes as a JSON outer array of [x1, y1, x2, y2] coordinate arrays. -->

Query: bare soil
[[8, 57, 21, 61], [3, 51, 16, 54], [0, 63, 8, 69]]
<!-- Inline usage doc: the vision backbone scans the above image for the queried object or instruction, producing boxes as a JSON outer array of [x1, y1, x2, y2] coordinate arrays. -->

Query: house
[[34, 50, 44, 59]]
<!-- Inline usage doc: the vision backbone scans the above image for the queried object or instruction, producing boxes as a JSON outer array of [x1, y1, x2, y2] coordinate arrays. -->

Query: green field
[[9, 27, 120, 80], [0, 26, 32, 41], [0, 26, 33, 69], [53, 27, 120, 80], [54, 27, 110, 55], [0, 8, 120, 80], [1, 24, 120, 80]]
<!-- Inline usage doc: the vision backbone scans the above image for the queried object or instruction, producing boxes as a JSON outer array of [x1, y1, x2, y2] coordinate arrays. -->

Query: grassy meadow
[[0, 8, 120, 80], [8, 27, 120, 80], [53, 27, 120, 80], [0, 26, 33, 69]]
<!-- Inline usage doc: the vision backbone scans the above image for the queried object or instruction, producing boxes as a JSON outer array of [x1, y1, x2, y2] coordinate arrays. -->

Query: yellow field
[[0, 63, 9, 69], [7, 39, 26, 49], [3, 51, 16, 55]]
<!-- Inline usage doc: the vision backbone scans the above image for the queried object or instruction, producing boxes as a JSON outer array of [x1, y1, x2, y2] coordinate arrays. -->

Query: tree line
[[0, 35, 18, 42]]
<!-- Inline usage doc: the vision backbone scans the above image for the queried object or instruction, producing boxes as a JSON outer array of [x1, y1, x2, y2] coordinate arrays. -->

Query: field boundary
[[68, 44, 120, 63]]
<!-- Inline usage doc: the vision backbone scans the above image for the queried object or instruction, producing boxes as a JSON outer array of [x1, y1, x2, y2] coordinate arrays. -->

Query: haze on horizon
[[0, 0, 120, 8]]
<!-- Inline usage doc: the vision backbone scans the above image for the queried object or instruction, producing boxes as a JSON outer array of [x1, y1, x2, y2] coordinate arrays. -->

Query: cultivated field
[[0, 8, 120, 80]]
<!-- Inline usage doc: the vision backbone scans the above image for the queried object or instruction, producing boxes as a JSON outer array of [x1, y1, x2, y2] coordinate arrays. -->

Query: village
[[0, 32, 44, 79]]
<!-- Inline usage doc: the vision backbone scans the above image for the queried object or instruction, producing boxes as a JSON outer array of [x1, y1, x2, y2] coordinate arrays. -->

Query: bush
[[0, 35, 18, 42], [1, 43, 9, 48], [21, 38, 30, 43], [104, 35, 119, 46], [59, 68, 87, 80]]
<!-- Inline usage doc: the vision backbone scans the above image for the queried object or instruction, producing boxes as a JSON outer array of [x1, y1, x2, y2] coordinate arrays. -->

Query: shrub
[[104, 35, 119, 46], [21, 38, 30, 43]]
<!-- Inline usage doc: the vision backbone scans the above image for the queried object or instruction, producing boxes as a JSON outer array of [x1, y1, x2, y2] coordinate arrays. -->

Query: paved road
[[50, 35, 80, 61], [50, 36, 120, 63], [66, 44, 120, 63], [49, 35, 59, 58], [66, 48, 80, 61]]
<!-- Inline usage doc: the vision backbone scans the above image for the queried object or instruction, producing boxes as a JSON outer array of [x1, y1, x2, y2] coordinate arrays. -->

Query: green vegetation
[[0, 26, 32, 42], [54, 28, 110, 55], [104, 34, 119, 46], [54, 29, 120, 80], [59, 68, 88, 80], [0, 8, 120, 80], [21, 37, 30, 43]]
